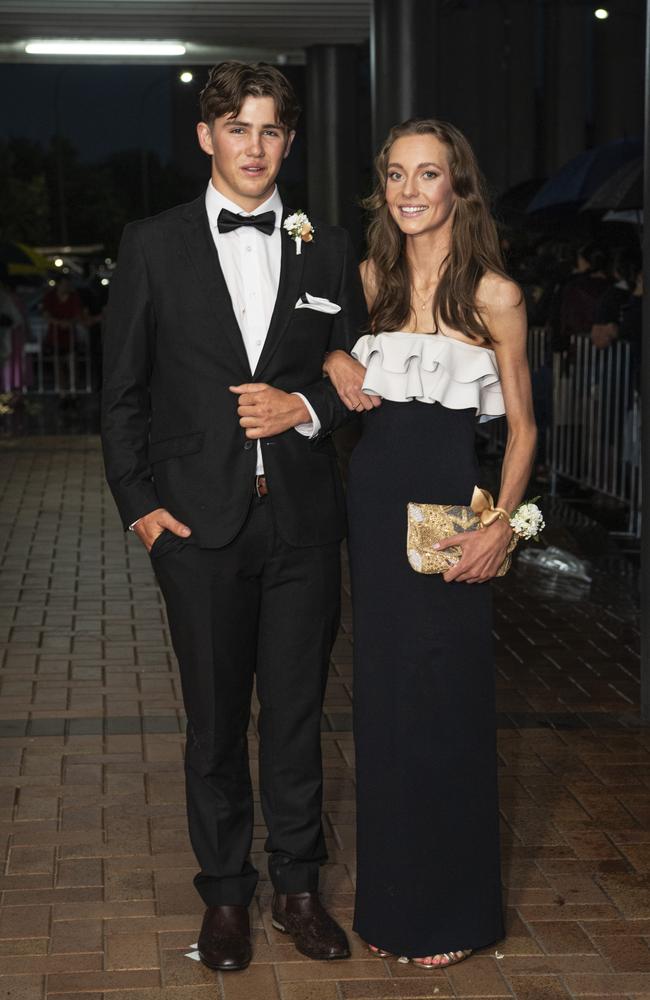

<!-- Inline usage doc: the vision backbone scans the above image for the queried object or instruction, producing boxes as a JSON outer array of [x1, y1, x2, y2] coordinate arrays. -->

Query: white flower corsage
[[509, 497, 545, 541], [283, 211, 315, 255]]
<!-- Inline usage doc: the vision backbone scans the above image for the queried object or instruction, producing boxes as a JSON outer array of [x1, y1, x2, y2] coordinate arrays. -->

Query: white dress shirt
[[205, 181, 320, 475]]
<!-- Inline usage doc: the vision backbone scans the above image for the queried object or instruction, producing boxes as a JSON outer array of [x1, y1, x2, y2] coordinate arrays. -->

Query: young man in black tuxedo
[[101, 62, 368, 971]]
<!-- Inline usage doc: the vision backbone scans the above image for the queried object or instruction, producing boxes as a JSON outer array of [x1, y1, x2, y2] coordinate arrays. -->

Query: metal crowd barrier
[[482, 327, 641, 537], [23, 317, 93, 395]]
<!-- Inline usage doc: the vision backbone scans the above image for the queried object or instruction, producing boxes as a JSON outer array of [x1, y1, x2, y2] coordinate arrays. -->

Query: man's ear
[[283, 130, 296, 160], [197, 121, 214, 157]]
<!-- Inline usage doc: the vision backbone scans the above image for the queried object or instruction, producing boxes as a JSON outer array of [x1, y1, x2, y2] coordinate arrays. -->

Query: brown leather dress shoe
[[198, 905, 252, 971], [271, 892, 351, 960]]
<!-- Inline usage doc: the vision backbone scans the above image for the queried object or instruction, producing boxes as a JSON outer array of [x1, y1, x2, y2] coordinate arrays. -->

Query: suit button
[[244, 440, 253, 450]]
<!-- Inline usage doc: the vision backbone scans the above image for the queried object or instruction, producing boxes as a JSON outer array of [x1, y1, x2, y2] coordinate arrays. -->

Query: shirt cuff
[[128, 519, 140, 531], [292, 392, 321, 439]]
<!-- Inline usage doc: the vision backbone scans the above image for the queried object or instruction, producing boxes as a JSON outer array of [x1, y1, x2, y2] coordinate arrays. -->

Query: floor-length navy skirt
[[348, 399, 504, 957]]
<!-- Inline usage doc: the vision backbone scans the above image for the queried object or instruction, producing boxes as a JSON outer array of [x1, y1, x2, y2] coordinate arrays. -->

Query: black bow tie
[[217, 208, 276, 236]]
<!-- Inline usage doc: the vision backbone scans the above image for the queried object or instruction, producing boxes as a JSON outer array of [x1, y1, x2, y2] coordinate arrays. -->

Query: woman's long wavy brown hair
[[364, 118, 510, 342]]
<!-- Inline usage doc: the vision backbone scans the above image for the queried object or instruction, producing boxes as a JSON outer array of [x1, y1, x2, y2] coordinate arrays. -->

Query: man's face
[[197, 95, 295, 211]]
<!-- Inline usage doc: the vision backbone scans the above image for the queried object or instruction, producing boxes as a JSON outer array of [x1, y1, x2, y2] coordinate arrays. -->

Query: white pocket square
[[295, 292, 341, 314]]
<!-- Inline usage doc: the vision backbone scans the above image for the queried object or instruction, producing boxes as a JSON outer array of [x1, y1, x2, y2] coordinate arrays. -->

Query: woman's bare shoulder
[[477, 271, 523, 314], [359, 258, 377, 283]]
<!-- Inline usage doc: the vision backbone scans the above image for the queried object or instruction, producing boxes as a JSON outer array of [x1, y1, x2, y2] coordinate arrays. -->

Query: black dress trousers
[[150, 494, 341, 906]]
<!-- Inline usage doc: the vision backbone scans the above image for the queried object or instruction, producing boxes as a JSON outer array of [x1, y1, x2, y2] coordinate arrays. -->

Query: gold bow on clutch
[[407, 486, 517, 576]]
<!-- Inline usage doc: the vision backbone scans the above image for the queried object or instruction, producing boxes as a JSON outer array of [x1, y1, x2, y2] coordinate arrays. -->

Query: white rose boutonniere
[[509, 497, 545, 542], [283, 211, 315, 255]]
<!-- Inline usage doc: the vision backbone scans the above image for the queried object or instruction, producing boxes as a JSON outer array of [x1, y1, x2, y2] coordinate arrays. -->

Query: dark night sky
[[0, 63, 178, 161]]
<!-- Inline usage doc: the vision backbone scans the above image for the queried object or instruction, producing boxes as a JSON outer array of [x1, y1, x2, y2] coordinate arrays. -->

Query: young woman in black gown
[[324, 120, 537, 968]]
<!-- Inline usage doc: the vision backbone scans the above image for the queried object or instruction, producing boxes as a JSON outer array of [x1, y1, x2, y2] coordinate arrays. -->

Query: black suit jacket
[[101, 194, 367, 548]]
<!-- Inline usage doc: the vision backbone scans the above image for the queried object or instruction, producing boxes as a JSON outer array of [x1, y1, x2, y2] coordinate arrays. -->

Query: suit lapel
[[253, 208, 305, 380], [180, 196, 252, 375]]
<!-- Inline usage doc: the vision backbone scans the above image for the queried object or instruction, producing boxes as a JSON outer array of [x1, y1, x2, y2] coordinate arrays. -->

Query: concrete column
[[370, 0, 440, 153], [306, 44, 361, 241]]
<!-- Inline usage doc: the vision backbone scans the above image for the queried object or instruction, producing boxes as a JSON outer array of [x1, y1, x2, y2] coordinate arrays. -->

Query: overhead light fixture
[[594, 8, 609, 19], [179, 70, 193, 83], [54, 258, 64, 267], [25, 40, 186, 57]]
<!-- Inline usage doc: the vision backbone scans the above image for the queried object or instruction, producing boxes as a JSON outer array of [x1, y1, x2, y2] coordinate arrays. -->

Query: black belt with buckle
[[254, 475, 269, 498]]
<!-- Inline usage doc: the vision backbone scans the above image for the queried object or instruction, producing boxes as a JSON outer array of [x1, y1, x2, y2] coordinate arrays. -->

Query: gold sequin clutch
[[407, 487, 517, 576]]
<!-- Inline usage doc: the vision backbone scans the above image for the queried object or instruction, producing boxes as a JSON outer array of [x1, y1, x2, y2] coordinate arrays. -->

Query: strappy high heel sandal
[[368, 943, 392, 958], [412, 949, 473, 968], [369, 943, 472, 968]]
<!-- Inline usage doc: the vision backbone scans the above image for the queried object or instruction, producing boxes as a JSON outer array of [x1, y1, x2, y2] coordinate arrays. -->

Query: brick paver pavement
[[0, 436, 647, 1000]]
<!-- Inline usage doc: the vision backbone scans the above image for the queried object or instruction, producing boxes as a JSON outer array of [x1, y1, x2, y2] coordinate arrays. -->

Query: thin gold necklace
[[410, 262, 437, 312], [412, 286, 434, 312]]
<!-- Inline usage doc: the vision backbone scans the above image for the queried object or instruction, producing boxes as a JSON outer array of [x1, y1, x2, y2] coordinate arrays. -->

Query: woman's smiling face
[[384, 133, 456, 236]]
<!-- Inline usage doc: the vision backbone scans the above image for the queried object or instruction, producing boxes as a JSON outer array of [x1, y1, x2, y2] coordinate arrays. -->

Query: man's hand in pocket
[[133, 508, 191, 553]]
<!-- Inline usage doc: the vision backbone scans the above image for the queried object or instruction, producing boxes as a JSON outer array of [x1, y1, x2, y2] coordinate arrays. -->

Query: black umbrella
[[527, 138, 642, 212], [582, 157, 642, 211]]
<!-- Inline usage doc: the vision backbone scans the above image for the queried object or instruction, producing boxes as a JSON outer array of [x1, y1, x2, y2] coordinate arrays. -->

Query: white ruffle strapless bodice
[[351, 331, 505, 423]]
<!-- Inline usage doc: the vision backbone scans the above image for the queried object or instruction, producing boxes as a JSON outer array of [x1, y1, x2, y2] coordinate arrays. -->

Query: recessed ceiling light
[[179, 71, 193, 83], [594, 8, 609, 19], [25, 40, 186, 57]]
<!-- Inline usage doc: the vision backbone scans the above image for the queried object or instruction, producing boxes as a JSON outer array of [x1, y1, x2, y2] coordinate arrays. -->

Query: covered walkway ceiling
[[0, 0, 372, 63]]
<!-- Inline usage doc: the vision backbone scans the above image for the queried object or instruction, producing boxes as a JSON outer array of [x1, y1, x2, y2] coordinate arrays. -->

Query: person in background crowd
[[591, 245, 642, 351], [521, 239, 575, 329], [553, 242, 611, 350], [78, 263, 109, 391], [42, 274, 83, 353], [619, 259, 643, 389]]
